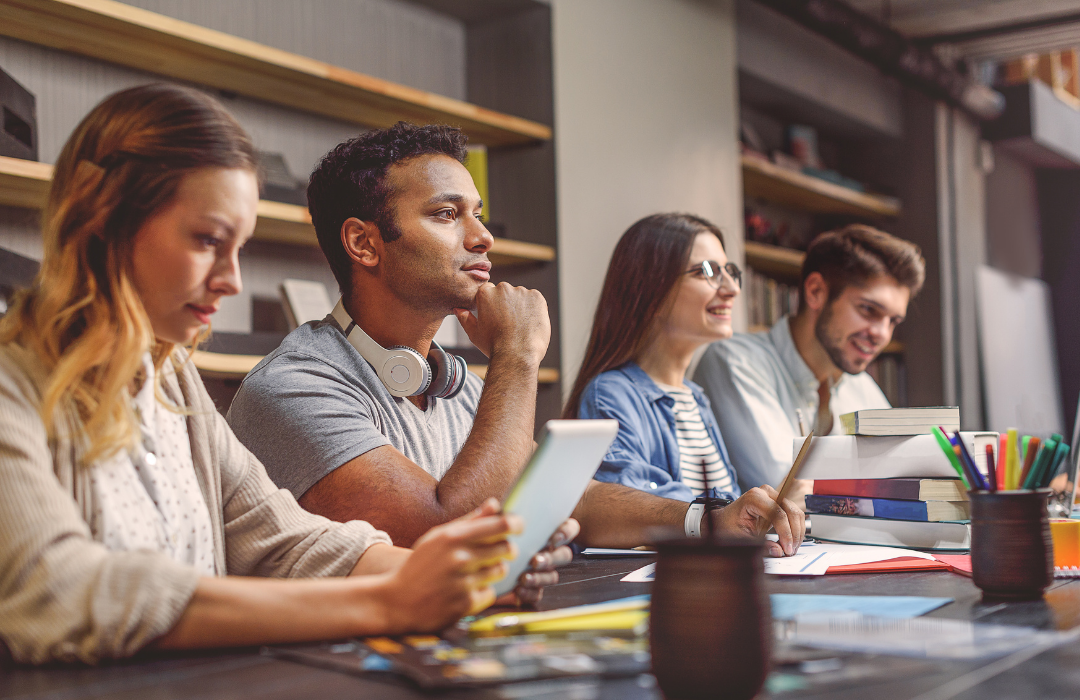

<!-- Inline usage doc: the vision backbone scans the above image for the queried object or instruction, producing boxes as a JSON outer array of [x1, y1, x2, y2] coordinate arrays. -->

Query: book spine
[[806, 495, 933, 521], [804, 495, 874, 516], [812, 479, 919, 500]]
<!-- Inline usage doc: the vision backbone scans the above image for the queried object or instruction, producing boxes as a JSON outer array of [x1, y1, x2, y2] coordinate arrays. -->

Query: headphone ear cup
[[426, 345, 467, 399], [425, 343, 468, 399], [443, 354, 468, 398], [380, 347, 431, 397]]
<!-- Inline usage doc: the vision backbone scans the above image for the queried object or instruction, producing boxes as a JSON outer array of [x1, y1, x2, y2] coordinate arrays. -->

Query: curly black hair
[[307, 121, 468, 289]]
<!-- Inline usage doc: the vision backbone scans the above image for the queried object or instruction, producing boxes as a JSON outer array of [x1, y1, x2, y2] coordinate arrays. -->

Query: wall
[[551, 0, 742, 399], [0, 0, 467, 333], [937, 106, 988, 430], [986, 149, 1042, 278]]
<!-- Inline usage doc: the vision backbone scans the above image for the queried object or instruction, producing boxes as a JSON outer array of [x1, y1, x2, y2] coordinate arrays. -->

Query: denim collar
[[615, 361, 708, 405]]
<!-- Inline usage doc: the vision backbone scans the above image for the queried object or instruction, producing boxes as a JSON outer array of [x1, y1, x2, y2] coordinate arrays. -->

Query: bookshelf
[[741, 155, 901, 219], [0, 0, 551, 147], [744, 240, 804, 281], [0, 156, 556, 266], [192, 350, 559, 384], [0, 1, 564, 425]]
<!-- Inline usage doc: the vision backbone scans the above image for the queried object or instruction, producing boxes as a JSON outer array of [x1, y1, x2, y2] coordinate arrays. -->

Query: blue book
[[805, 494, 970, 522]]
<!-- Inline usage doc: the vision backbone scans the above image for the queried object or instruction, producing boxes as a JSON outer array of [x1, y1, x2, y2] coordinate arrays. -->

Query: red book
[[813, 478, 966, 502]]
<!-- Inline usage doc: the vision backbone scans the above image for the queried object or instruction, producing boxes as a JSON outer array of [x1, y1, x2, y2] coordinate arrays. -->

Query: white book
[[795, 432, 998, 481], [810, 513, 970, 551], [840, 407, 960, 436]]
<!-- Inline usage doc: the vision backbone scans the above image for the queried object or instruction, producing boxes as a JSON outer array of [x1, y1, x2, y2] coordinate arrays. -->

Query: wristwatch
[[683, 495, 734, 538]]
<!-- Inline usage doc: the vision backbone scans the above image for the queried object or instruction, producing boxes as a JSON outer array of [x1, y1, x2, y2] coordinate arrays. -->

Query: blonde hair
[[0, 84, 256, 464]]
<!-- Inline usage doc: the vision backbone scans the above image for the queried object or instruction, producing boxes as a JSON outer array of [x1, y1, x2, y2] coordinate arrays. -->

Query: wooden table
[[3, 555, 1080, 699]]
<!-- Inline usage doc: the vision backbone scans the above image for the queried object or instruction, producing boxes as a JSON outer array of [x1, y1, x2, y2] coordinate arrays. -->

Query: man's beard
[[814, 301, 872, 375]]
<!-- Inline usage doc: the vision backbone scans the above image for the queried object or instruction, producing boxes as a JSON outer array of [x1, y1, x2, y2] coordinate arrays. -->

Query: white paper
[[620, 542, 936, 582], [800, 542, 935, 567], [795, 432, 998, 480], [620, 563, 655, 582], [582, 548, 650, 556]]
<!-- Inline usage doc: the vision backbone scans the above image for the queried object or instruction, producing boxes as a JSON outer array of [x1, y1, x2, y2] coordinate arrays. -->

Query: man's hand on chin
[[710, 486, 805, 558], [496, 518, 580, 608]]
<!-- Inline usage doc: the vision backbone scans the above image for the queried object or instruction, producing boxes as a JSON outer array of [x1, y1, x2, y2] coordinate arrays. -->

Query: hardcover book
[[840, 407, 960, 436], [813, 478, 968, 502], [805, 494, 969, 522]]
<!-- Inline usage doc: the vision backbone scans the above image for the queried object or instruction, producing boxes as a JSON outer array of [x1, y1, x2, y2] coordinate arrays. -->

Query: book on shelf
[[813, 478, 968, 502], [810, 513, 970, 551], [804, 494, 970, 522], [744, 266, 799, 329], [795, 432, 998, 481], [840, 407, 960, 436]]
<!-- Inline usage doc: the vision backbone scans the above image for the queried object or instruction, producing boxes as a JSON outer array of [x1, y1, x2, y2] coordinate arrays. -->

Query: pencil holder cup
[[649, 534, 770, 700], [970, 489, 1054, 600]]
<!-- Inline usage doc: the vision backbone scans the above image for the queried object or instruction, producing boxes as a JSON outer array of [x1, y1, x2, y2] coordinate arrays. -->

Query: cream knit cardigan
[[0, 343, 391, 664]]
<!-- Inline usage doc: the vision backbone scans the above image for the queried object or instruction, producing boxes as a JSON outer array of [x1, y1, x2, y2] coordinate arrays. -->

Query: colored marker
[[1024, 437, 1057, 490], [985, 444, 997, 492], [1019, 436, 1041, 488], [1044, 442, 1071, 489], [932, 426, 969, 489], [1006, 429, 1019, 490], [997, 434, 1008, 491]]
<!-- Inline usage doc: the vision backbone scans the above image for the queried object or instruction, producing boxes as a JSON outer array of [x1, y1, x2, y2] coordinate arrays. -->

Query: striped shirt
[[658, 382, 735, 496]]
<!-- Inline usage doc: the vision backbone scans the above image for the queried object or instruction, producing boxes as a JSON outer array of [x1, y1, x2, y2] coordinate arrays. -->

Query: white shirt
[[657, 382, 735, 497], [88, 354, 217, 575], [692, 316, 890, 489]]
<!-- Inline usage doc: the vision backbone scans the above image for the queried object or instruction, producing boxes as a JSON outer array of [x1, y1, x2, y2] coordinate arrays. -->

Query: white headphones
[[331, 298, 467, 399]]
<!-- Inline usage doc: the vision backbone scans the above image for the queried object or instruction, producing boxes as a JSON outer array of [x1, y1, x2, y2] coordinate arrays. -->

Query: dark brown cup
[[650, 535, 770, 700], [971, 489, 1054, 600]]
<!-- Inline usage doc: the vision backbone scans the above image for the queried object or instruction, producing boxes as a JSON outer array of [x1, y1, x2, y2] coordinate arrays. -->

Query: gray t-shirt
[[226, 316, 484, 499]]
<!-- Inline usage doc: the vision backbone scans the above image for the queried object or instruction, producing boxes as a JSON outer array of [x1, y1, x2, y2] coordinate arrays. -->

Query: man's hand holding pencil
[[709, 485, 806, 557]]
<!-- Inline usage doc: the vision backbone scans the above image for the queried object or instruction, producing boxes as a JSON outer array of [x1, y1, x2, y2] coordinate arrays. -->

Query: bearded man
[[693, 225, 926, 493]]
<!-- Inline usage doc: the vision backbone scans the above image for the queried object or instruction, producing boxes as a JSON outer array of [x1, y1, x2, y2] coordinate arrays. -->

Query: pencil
[[755, 430, 814, 538]]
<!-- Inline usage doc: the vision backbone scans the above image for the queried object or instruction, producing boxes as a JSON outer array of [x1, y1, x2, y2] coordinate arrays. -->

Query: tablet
[[494, 419, 620, 596]]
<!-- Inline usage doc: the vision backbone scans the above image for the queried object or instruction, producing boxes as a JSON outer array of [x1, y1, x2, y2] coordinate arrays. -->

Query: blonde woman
[[0, 84, 546, 664]]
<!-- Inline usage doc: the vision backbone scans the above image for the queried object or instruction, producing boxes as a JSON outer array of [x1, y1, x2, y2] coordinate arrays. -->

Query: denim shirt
[[577, 362, 741, 503]]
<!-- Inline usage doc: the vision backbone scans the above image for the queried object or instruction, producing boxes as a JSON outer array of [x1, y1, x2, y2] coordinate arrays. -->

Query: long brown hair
[[563, 213, 725, 419], [0, 83, 256, 463]]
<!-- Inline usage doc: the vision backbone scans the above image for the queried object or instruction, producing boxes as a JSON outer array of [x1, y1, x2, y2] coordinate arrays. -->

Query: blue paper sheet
[[770, 594, 952, 620]]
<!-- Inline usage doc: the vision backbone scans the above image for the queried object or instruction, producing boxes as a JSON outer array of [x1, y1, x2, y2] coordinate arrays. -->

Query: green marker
[[932, 426, 969, 488]]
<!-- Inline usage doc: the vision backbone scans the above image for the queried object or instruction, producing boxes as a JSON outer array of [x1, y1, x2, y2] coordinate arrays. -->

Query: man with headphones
[[227, 123, 805, 583]]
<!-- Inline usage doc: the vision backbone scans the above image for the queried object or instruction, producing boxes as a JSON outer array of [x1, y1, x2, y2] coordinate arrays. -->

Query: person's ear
[[802, 272, 830, 312], [341, 217, 381, 268]]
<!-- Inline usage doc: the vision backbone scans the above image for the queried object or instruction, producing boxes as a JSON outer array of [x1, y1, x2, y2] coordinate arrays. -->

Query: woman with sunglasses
[[564, 214, 803, 551]]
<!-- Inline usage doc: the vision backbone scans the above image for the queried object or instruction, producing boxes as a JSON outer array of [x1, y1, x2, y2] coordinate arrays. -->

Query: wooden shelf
[[192, 349, 559, 384], [0, 156, 556, 265], [0, 0, 551, 147], [744, 240, 805, 280], [741, 155, 901, 218], [746, 324, 904, 354]]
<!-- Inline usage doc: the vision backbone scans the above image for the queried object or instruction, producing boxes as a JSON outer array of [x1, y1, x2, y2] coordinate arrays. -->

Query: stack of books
[[802, 407, 994, 551]]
